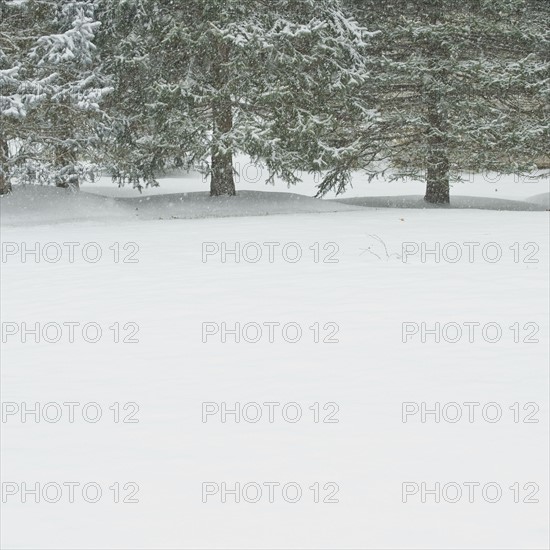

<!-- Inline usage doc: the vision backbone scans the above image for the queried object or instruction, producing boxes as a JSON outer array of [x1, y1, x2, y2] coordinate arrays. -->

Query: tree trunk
[[425, 149, 450, 204], [0, 138, 11, 195], [425, 91, 450, 204], [210, 100, 235, 196], [424, 1, 450, 205], [210, 41, 235, 197]]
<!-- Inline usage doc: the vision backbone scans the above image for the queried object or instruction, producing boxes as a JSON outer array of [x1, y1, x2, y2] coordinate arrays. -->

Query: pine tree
[[0, 0, 110, 194], [97, 0, 375, 195], [0, 0, 33, 194], [335, 0, 549, 203]]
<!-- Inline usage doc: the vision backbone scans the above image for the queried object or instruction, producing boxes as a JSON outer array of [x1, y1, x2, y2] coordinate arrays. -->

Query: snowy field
[[1, 170, 549, 549]]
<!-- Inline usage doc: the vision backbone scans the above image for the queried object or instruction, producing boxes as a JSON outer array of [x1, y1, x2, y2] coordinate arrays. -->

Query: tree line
[[1, 0, 548, 203]]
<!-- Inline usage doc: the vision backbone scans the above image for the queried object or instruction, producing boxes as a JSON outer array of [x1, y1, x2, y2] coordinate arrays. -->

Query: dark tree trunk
[[0, 171, 10, 195], [425, 90, 450, 204], [210, 42, 235, 197], [0, 138, 11, 195], [210, 100, 235, 196], [423, 0, 450, 205], [425, 150, 450, 204]]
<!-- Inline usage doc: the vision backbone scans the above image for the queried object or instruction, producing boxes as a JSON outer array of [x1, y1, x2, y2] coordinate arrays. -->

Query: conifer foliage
[[1, 0, 547, 201], [98, 0, 374, 195], [0, 0, 110, 194], [338, 0, 549, 203]]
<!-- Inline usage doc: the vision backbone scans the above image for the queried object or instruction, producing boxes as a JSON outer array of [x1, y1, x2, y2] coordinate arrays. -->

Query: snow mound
[[2, 186, 547, 228], [333, 194, 549, 211], [525, 192, 550, 208], [0, 185, 129, 226], [117, 190, 362, 220], [0, 186, 361, 226]]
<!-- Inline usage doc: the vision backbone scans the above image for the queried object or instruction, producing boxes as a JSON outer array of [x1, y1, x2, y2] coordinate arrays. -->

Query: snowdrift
[[1, 184, 548, 227], [0, 186, 361, 226], [334, 194, 549, 211]]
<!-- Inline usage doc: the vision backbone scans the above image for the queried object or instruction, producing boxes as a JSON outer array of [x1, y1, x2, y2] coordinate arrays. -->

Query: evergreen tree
[[0, 0, 34, 194], [0, 0, 110, 194], [97, 0, 375, 195], [336, 0, 549, 203]]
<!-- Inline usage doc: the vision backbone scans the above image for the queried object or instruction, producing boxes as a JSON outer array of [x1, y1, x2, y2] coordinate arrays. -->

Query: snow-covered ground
[[1, 171, 549, 549]]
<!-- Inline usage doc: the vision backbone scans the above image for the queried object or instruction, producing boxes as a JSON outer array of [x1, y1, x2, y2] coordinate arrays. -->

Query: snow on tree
[[334, 0, 549, 203], [0, 0, 110, 194], [1, 0, 31, 194], [97, 0, 376, 195]]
